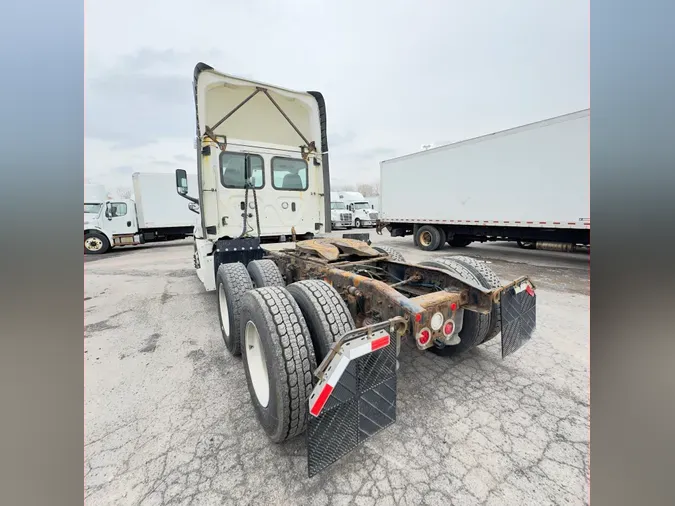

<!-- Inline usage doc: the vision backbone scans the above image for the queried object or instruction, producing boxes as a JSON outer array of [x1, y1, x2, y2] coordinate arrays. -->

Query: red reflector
[[450, 302, 457, 311], [371, 335, 390, 351], [418, 329, 430, 345], [310, 384, 334, 417], [443, 321, 454, 336], [415, 313, 422, 323], [525, 285, 535, 297]]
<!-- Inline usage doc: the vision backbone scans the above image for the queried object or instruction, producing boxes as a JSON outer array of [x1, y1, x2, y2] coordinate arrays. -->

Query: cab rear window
[[272, 157, 308, 191]]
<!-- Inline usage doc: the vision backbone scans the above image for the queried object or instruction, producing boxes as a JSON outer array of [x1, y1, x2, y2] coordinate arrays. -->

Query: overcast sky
[[85, 0, 589, 192]]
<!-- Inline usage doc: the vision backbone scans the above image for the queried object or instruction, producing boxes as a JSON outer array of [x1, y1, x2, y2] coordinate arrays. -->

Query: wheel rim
[[85, 237, 103, 251], [420, 231, 432, 247], [218, 283, 230, 339], [245, 321, 270, 407]]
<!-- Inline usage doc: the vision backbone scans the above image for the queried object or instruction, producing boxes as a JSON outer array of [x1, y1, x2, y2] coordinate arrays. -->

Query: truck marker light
[[430, 312, 444, 331], [415, 313, 422, 323], [443, 320, 455, 336], [418, 328, 431, 345], [450, 302, 458, 311]]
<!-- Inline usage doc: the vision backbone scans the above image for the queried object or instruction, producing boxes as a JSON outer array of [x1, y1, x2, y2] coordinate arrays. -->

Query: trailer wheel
[[84, 231, 110, 255], [287, 280, 355, 363], [415, 225, 444, 251], [240, 287, 316, 443], [447, 256, 502, 343], [216, 263, 254, 356], [447, 236, 473, 248], [373, 245, 406, 263], [247, 259, 285, 288], [418, 258, 492, 356]]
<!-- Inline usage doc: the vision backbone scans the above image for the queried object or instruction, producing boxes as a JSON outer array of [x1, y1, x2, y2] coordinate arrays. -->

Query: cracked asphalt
[[85, 233, 589, 506]]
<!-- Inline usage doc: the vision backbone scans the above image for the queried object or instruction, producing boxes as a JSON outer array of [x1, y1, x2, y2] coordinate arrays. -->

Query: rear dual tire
[[415, 225, 445, 251], [247, 259, 285, 288], [372, 245, 406, 263], [240, 287, 317, 442], [240, 281, 351, 443], [216, 263, 254, 356]]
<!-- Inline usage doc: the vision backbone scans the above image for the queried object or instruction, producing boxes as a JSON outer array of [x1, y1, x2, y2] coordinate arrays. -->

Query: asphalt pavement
[[84, 231, 589, 506]]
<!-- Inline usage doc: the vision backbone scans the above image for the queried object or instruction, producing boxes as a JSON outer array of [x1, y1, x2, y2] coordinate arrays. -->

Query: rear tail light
[[443, 320, 455, 337], [418, 328, 431, 345]]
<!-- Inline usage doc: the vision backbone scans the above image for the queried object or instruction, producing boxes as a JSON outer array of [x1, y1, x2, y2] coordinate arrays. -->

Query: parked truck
[[331, 191, 379, 228], [175, 63, 537, 476], [84, 172, 198, 255], [377, 109, 590, 251]]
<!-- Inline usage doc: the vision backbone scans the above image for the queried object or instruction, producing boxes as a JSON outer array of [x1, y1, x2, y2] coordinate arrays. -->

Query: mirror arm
[[178, 193, 199, 204]]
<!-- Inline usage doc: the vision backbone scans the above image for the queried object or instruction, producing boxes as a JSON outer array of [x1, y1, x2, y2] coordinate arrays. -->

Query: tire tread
[[217, 262, 254, 356], [243, 287, 316, 441]]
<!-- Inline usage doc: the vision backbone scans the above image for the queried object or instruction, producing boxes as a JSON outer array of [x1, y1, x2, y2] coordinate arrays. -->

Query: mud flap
[[306, 330, 397, 477], [500, 280, 537, 358]]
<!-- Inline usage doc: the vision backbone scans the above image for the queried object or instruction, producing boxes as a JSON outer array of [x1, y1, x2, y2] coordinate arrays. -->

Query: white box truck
[[378, 109, 590, 251], [84, 172, 198, 255]]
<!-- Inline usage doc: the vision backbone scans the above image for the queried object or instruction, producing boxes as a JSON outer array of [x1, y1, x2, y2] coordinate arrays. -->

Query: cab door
[[105, 201, 137, 235], [268, 156, 310, 230], [217, 151, 268, 236]]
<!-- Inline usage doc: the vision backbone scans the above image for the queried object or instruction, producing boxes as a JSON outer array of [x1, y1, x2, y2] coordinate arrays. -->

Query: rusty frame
[[264, 242, 519, 350]]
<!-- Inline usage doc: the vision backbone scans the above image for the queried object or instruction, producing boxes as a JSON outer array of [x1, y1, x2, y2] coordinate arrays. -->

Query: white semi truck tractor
[[175, 63, 538, 476]]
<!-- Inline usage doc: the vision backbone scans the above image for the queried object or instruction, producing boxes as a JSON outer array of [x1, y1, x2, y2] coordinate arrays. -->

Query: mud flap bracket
[[306, 329, 397, 477]]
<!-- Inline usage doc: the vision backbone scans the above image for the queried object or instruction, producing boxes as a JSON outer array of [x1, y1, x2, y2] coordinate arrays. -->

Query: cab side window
[[110, 203, 127, 217]]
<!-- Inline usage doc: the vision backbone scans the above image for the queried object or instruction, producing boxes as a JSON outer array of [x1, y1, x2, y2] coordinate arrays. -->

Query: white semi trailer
[[83, 172, 198, 255], [378, 109, 590, 251]]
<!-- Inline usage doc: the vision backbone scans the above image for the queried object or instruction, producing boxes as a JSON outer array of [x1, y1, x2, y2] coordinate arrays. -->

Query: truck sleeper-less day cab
[[329, 200, 353, 229], [83, 172, 197, 255], [332, 191, 379, 228], [177, 63, 538, 476]]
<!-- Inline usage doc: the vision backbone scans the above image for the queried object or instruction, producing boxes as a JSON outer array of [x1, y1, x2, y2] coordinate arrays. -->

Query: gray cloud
[[110, 165, 135, 175], [86, 1, 589, 187], [174, 154, 194, 163]]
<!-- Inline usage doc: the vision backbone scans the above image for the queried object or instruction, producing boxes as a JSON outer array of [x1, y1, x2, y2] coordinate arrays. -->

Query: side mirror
[[188, 202, 200, 214], [104, 202, 113, 220], [175, 169, 188, 196]]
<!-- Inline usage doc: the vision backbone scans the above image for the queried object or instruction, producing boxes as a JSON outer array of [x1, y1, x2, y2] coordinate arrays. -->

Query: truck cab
[[177, 63, 330, 290], [329, 201, 352, 229], [84, 199, 141, 254], [346, 200, 378, 228]]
